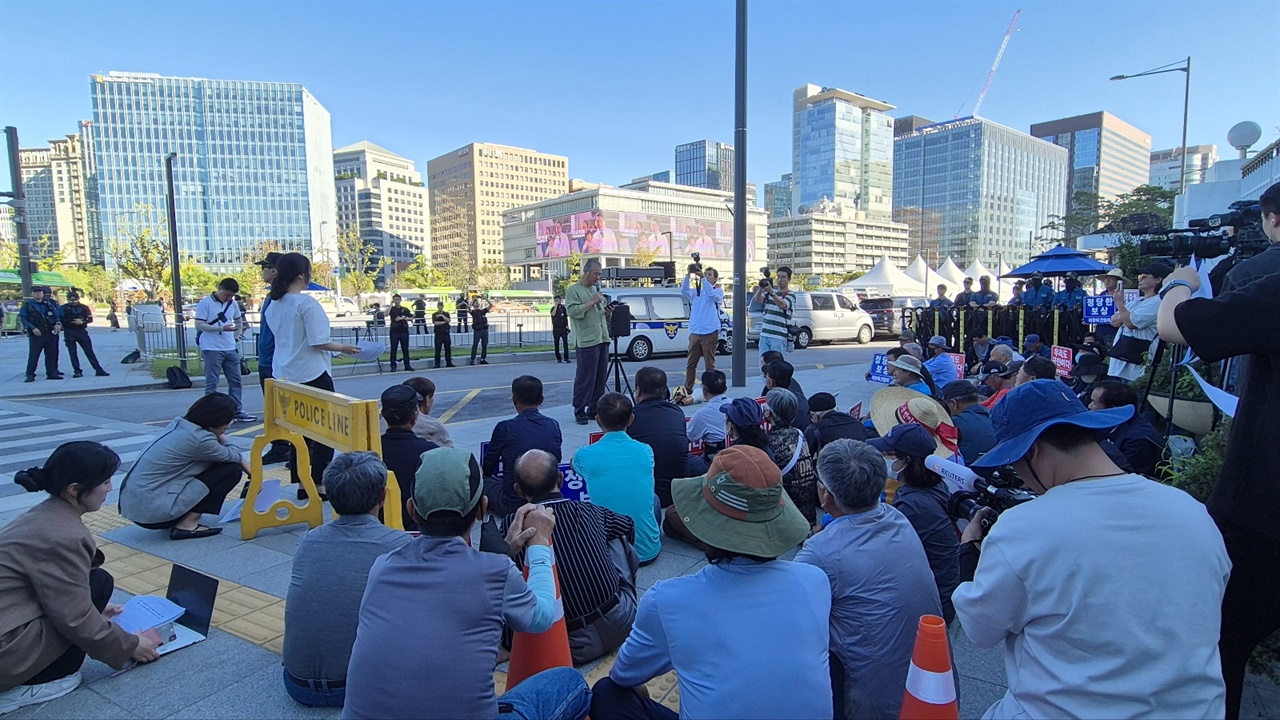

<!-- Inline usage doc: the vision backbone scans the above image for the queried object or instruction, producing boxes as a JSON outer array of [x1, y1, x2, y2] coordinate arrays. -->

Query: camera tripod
[[1139, 337, 1188, 441], [607, 336, 633, 401]]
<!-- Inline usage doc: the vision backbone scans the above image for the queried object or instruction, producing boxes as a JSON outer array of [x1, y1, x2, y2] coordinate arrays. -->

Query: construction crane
[[960, 9, 1021, 118]]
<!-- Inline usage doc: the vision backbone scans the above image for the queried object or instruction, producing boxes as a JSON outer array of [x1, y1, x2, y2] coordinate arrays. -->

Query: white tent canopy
[[937, 258, 969, 286], [997, 260, 1016, 301], [963, 260, 996, 283], [903, 256, 931, 284], [843, 255, 924, 297]]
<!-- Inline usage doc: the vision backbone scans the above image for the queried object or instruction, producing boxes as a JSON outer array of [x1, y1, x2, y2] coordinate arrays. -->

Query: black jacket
[[1108, 415, 1166, 477], [628, 397, 692, 506], [59, 303, 94, 333], [551, 305, 569, 332], [804, 411, 866, 458]]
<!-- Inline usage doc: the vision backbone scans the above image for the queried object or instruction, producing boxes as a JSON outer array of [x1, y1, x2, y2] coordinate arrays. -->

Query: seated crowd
[[0, 352, 1233, 720]]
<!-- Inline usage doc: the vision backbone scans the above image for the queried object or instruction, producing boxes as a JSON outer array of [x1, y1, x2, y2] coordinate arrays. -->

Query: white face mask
[[884, 457, 900, 481]]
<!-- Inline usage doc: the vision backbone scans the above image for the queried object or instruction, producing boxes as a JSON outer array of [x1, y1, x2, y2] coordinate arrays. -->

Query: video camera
[[687, 252, 703, 276], [758, 267, 773, 290], [944, 465, 1036, 533], [1137, 201, 1269, 262]]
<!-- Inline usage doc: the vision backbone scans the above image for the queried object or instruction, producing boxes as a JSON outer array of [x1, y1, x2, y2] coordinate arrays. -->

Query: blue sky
[[1, 0, 1277, 193]]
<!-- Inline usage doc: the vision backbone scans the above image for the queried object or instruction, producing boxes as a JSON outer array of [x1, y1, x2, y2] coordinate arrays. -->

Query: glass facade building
[[1030, 111, 1150, 210], [894, 117, 1068, 267], [675, 140, 734, 192], [764, 174, 792, 218], [792, 84, 895, 220], [89, 72, 336, 270]]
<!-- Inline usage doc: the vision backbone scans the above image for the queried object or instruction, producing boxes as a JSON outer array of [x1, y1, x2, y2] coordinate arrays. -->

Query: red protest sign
[[948, 353, 966, 377], [1051, 345, 1073, 378]]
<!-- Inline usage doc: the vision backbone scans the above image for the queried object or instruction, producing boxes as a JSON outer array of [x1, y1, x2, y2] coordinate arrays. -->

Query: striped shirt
[[506, 492, 635, 621], [759, 290, 794, 340]]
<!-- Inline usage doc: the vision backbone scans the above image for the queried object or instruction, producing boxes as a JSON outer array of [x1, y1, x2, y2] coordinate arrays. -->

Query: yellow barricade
[[243, 379, 404, 539]]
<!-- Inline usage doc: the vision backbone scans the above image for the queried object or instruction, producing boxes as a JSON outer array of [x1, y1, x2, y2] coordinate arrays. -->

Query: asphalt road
[[15, 341, 893, 430]]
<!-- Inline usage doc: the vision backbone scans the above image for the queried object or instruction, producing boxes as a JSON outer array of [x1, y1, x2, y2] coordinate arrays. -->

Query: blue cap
[[721, 396, 763, 428], [868, 423, 938, 460], [972, 379, 1134, 467], [1023, 334, 1042, 346]]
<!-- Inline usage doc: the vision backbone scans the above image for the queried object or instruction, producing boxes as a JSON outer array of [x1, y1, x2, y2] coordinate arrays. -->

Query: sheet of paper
[[113, 595, 185, 634], [1184, 366, 1238, 418], [220, 478, 281, 523], [353, 342, 386, 362]]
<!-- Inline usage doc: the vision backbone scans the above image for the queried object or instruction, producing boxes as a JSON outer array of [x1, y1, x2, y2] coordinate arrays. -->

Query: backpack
[[120, 349, 142, 364], [166, 365, 192, 389]]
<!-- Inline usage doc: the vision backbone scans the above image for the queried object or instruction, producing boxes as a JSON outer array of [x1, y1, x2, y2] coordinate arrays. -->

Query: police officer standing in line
[[431, 301, 455, 368], [19, 286, 63, 383], [455, 294, 470, 334], [1054, 272, 1087, 311], [468, 295, 491, 365], [551, 295, 571, 363], [59, 290, 109, 378], [412, 295, 427, 335]]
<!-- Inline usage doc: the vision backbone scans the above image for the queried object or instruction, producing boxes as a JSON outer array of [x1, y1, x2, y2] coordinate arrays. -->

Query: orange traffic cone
[[506, 544, 573, 688], [900, 614, 958, 720]]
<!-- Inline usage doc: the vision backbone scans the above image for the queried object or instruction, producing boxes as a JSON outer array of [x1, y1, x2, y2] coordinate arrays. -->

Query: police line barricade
[[903, 306, 1092, 358], [244, 378, 404, 539]]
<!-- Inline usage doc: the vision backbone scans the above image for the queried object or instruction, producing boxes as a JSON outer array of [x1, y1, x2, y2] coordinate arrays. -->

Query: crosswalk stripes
[[0, 405, 164, 514]]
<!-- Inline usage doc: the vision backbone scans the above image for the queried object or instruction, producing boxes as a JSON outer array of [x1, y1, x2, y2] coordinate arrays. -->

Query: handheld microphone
[[925, 455, 980, 494]]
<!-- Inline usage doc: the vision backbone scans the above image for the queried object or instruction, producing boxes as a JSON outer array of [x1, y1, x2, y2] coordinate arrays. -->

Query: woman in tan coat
[[0, 442, 160, 714]]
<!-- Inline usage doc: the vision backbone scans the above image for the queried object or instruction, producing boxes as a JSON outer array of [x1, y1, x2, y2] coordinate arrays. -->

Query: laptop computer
[[157, 564, 219, 655]]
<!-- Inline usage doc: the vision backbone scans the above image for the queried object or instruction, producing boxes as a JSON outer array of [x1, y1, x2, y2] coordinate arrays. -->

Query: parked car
[[860, 296, 929, 338], [603, 287, 695, 361], [746, 290, 876, 349]]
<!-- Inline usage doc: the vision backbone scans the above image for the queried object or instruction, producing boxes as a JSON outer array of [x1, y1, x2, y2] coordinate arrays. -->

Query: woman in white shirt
[[1108, 261, 1169, 382], [263, 253, 360, 493]]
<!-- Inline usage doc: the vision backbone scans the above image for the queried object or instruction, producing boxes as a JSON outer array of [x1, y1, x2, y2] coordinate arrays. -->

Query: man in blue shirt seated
[[1022, 333, 1051, 359], [686, 370, 729, 456], [342, 447, 589, 720], [482, 375, 563, 517], [1088, 381, 1166, 477], [379, 384, 439, 531], [573, 393, 662, 564], [929, 284, 953, 309], [887, 354, 933, 396], [283, 452, 411, 707], [923, 335, 960, 386], [589, 445, 833, 719], [940, 381, 997, 465]]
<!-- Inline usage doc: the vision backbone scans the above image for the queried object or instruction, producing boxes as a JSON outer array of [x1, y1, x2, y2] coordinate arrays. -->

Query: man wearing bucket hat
[[923, 335, 959, 385], [952, 380, 1229, 719], [591, 445, 833, 719], [885, 354, 932, 396], [343, 447, 590, 720]]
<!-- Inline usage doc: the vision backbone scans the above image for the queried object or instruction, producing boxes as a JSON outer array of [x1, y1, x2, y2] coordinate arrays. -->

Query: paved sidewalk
[[3, 364, 1276, 718]]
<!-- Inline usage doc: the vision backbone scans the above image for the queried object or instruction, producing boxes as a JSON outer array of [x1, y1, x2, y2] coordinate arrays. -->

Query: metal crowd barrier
[[901, 306, 1090, 355]]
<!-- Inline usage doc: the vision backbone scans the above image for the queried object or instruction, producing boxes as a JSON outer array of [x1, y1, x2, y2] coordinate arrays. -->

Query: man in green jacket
[[566, 258, 611, 425]]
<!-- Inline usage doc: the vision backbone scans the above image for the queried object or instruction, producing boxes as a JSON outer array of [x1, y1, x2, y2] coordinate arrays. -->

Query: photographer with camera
[[680, 255, 723, 397], [567, 258, 613, 426], [953, 380, 1229, 719], [753, 265, 794, 357], [1156, 181, 1280, 720]]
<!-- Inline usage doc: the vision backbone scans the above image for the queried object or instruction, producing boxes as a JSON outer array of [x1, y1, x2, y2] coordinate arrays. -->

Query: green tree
[[337, 230, 388, 305], [166, 258, 218, 301], [476, 260, 512, 291], [1100, 185, 1177, 231], [631, 244, 660, 271], [60, 264, 114, 303], [1041, 191, 1104, 249], [107, 205, 170, 301], [229, 240, 284, 303], [553, 250, 585, 296], [32, 235, 67, 271], [397, 254, 446, 289]]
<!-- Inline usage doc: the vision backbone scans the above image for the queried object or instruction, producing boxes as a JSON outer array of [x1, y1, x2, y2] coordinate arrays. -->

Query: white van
[[606, 287, 725, 361], [310, 294, 359, 317]]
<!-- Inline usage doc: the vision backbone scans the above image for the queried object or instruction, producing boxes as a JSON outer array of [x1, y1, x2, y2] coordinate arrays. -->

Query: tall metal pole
[[1178, 56, 1191, 192], [3, 127, 33, 297], [164, 153, 188, 371], [730, 0, 748, 387]]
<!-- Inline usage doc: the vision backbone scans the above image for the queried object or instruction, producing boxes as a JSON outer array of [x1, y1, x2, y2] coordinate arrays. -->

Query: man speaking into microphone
[[567, 257, 612, 425]]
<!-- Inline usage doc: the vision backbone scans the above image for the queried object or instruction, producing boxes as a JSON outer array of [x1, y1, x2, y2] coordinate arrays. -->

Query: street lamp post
[[1111, 57, 1191, 192]]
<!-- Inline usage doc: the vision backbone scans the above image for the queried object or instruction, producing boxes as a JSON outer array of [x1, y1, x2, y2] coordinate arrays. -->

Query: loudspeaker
[[609, 302, 632, 339]]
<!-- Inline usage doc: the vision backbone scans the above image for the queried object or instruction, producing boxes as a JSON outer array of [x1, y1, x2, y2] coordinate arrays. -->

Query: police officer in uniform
[[19, 286, 63, 383], [431, 301, 455, 368], [59, 291, 109, 378], [412, 295, 428, 335], [455, 294, 470, 334]]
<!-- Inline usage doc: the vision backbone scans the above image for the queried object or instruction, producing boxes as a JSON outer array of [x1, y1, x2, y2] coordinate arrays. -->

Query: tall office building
[[792, 84, 895, 219], [1030, 111, 1151, 209], [427, 143, 568, 270], [764, 174, 792, 218], [89, 71, 336, 271], [675, 140, 735, 192], [767, 199, 910, 276], [1150, 145, 1217, 193], [17, 124, 103, 265], [333, 141, 429, 280], [894, 115, 936, 137], [894, 117, 1068, 267]]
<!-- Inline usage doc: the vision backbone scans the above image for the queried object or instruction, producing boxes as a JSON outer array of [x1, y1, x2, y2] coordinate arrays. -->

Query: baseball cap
[[669, 445, 810, 558], [869, 423, 941, 460], [721, 396, 764, 428], [31, 285, 49, 293], [972, 379, 1133, 467], [1073, 353, 1107, 378], [999, 360, 1023, 379], [413, 447, 484, 518], [66, 290, 80, 301], [808, 392, 838, 413], [940, 380, 981, 403], [978, 361, 1007, 380], [1137, 260, 1175, 278], [380, 384, 421, 413], [1023, 334, 1043, 347], [927, 335, 951, 350], [994, 336, 1014, 347], [255, 252, 283, 268], [898, 329, 917, 342]]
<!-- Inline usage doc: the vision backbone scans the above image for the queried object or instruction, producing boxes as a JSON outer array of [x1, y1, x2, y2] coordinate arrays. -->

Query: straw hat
[[869, 387, 958, 458]]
